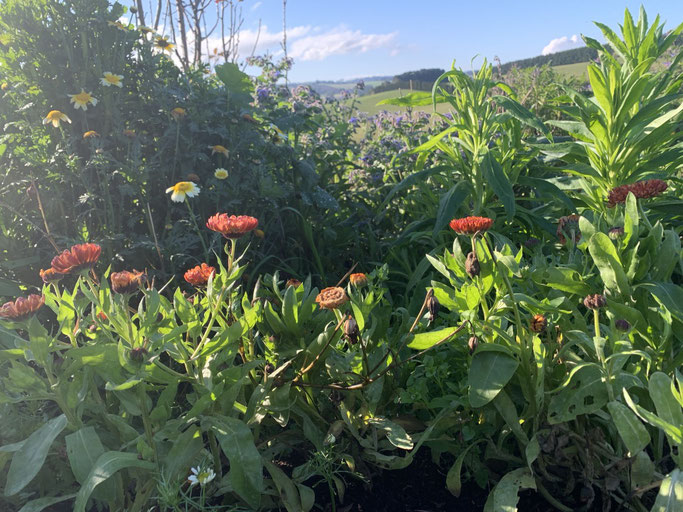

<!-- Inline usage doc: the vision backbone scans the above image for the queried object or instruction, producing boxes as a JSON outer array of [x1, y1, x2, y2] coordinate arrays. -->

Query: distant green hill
[[499, 46, 597, 73]]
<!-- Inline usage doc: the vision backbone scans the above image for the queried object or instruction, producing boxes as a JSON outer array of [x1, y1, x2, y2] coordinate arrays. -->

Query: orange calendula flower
[[171, 107, 186, 120], [166, 181, 200, 202], [206, 213, 258, 239], [286, 278, 302, 288], [349, 273, 368, 287], [530, 314, 547, 333], [40, 268, 65, 284], [184, 263, 216, 286], [606, 179, 668, 208], [0, 294, 44, 321], [68, 90, 98, 111], [154, 36, 175, 52], [83, 130, 100, 139], [315, 287, 349, 310], [110, 270, 146, 294], [209, 144, 229, 157], [51, 243, 101, 275], [43, 110, 72, 128], [449, 216, 493, 235], [100, 72, 123, 88], [556, 215, 581, 244]]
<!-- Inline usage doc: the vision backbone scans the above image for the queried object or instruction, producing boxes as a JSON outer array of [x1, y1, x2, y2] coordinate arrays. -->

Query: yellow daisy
[[154, 36, 175, 53], [107, 20, 127, 31], [1, 83, 8, 91], [83, 130, 100, 138], [209, 145, 229, 157], [100, 72, 123, 88], [171, 107, 186, 120], [43, 110, 72, 128], [166, 181, 200, 202], [68, 90, 98, 111], [214, 168, 228, 180]]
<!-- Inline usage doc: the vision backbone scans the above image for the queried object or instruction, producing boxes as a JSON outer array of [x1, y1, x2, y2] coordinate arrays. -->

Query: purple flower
[[256, 86, 271, 100], [349, 117, 359, 125]]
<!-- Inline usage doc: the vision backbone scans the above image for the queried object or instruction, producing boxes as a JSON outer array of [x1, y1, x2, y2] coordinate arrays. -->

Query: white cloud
[[251, 1, 262, 11], [541, 34, 582, 55], [289, 26, 398, 61]]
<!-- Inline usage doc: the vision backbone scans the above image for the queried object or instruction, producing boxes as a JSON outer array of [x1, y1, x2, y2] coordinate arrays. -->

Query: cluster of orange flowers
[[606, 179, 667, 207]]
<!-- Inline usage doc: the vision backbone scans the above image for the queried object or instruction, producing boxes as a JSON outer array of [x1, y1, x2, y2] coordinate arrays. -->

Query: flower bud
[[427, 295, 440, 323], [615, 319, 631, 332], [468, 335, 479, 355], [465, 251, 480, 278], [349, 273, 368, 288], [583, 294, 606, 310], [343, 316, 360, 344], [524, 237, 540, 249], [608, 227, 625, 240], [530, 314, 547, 333], [130, 347, 148, 362]]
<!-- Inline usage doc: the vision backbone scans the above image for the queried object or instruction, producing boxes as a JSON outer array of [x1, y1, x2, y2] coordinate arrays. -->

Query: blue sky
[[229, 1, 681, 82]]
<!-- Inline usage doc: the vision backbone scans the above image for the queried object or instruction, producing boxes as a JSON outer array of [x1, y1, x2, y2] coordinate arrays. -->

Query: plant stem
[[185, 198, 209, 261]]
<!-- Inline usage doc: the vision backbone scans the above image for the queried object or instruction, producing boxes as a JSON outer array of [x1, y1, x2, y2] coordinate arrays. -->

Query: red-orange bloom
[[607, 179, 667, 208], [40, 268, 65, 284], [206, 213, 258, 239], [0, 294, 44, 321], [51, 243, 101, 274], [184, 263, 216, 286], [556, 215, 581, 244], [449, 216, 493, 235], [349, 273, 368, 287], [110, 270, 146, 294]]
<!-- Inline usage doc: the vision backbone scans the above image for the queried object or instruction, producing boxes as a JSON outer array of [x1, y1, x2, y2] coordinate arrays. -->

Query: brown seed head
[[465, 251, 480, 278], [110, 270, 146, 294], [343, 316, 360, 344], [530, 314, 547, 333], [315, 287, 348, 310], [583, 294, 606, 310]]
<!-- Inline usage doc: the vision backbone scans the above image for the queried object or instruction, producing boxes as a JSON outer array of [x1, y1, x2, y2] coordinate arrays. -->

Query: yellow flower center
[[103, 73, 121, 85], [73, 92, 93, 104], [47, 110, 64, 120], [173, 182, 195, 193]]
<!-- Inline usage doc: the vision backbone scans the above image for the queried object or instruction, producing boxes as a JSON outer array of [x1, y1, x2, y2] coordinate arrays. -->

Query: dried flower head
[[607, 179, 667, 208], [110, 270, 146, 294], [427, 295, 440, 323], [170, 107, 186, 120], [524, 237, 540, 249], [349, 273, 368, 287], [343, 315, 360, 344], [530, 314, 547, 333], [51, 243, 101, 275], [315, 287, 349, 310], [286, 278, 302, 288], [40, 268, 64, 284], [583, 294, 606, 310], [557, 215, 581, 244], [206, 213, 258, 239], [465, 251, 480, 278], [468, 335, 479, 355], [184, 263, 216, 286], [186, 173, 201, 183], [129, 346, 148, 362], [0, 294, 44, 321], [449, 216, 493, 235]]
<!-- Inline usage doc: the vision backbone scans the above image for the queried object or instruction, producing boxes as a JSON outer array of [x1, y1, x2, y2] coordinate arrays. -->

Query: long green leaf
[[468, 346, 519, 408]]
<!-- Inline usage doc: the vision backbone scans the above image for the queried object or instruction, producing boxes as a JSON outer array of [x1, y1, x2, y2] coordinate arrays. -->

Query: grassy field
[[553, 61, 590, 79], [351, 62, 591, 115]]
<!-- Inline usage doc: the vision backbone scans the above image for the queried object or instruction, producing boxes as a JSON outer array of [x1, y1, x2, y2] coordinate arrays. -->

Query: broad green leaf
[[17, 494, 77, 512], [588, 232, 630, 295], [406, 326, 461, 350], [623, 390, 683, 444], [206, 416, 263, 509], [446, 440, 485, 497], [639, 283, 683, 323], [493, 390, 528, 444], [5, 415, 67, 496], [491, 95, 550, 137], [73, 452, 155, 512], [264, 461, 302, 512], [649, 372, 683, 446], [651, 469, 683, 512], [468, 346, 519, 408], [481, 152, 515, 219], [367, 418, 414, 450], [607, 401, 650, 454], [531, 266, 590, 296], [65, 427, 116, 502], [548, 365, 608, 424], [433, 181, 471, 238], [486, 468, 537, 512]]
